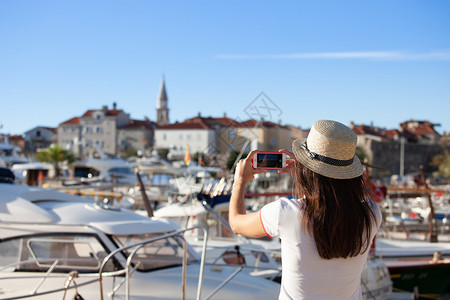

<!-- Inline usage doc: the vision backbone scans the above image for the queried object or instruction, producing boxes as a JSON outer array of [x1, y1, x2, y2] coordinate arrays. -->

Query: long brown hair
[[292, 160, 376, 259]]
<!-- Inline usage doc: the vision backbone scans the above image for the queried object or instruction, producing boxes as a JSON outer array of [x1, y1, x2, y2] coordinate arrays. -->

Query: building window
[[270, 137, 276, 147], [163, 134, 167, 140], [229, 129, 236, 139]]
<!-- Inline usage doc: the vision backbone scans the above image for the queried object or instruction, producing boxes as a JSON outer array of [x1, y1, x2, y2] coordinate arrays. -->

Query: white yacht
[[0, 183, 281, 299], [70, 156, 141, 186], [11, 162, 54, 186], [0, 138, 28, 167], [154, 196, 282, 280], [154, 194, 407, 300]]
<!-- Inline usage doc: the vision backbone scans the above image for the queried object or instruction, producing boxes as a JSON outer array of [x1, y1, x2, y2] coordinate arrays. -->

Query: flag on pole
[[184, 145, 191, 166], [199, 153, 205, 166], [38, 170, 44, 186]]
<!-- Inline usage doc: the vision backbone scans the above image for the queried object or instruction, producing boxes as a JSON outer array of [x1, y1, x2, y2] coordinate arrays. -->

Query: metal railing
[[98, 224, 208, 300], [0, 225, 208, 300]]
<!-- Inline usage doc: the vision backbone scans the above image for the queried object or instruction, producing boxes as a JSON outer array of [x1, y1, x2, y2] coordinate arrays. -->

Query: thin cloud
[[215, 51, 450, 61]]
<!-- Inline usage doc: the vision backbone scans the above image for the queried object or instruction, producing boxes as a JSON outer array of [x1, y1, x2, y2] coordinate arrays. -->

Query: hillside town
[[1, 79, 449, 182], [1, 81, 449, 299]]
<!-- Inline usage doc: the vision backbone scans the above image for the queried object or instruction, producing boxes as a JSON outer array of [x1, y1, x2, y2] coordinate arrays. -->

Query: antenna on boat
[[135, 168, 154, 217]]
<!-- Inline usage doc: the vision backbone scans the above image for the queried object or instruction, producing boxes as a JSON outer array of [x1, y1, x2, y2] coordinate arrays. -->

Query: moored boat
[[0, 183, 281, 299], [375, 237, 450, 298]]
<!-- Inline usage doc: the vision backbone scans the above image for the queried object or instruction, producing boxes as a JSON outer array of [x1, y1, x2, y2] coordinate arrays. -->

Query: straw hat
[[292, 120, 363, 179]]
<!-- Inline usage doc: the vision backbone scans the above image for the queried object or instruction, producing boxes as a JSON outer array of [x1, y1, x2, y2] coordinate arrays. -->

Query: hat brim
[[292, 138, 364, 179]]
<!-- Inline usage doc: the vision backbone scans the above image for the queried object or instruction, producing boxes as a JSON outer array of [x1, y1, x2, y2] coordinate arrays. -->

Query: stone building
[[154, 113, 294, 168], [351, 121, 444, 179], [24, 126, 57, 153], [58, 103, 154, 158], [117, 119, 156, 155], [154, 115, 217, 160]]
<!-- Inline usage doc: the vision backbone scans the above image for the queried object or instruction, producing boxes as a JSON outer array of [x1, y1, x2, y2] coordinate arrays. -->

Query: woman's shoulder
[[367, 199, 383, 227], [277, 196, 304, 212], [367, 199, 382, 214]]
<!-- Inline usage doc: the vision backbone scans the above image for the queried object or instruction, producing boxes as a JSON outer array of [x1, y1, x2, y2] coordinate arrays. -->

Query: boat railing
[[0, 224, 208, 300], [98, 224, 208, 300]]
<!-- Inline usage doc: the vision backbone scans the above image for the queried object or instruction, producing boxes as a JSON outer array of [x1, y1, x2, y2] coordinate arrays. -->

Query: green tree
[[123, 147, 138, 159], [156, 149, 169, 160], [35, 144, 75, 177], [430, 135, 450, 180], [430, 154, 450, 179], [355, 147, 367, 164]]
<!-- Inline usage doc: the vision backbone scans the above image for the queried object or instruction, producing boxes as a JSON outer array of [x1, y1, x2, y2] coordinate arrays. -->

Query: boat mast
[[420, 166, 438, 243]]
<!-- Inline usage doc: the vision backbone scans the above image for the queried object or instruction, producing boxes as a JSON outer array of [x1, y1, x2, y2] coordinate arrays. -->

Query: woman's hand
[[233, 150, 266, 185], [277, 149, 296, 174], [230, 149, 267, 238]]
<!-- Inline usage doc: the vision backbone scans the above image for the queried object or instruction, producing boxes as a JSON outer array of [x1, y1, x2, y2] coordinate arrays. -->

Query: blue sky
[[1, 0, 449, 135]]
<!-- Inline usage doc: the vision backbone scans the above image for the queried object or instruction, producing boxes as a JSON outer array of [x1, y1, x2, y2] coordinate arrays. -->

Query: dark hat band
[[300, 142, 354, 167]]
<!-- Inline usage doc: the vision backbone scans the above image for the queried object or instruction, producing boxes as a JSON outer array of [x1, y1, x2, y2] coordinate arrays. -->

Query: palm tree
[[35, 144, 75, 177]]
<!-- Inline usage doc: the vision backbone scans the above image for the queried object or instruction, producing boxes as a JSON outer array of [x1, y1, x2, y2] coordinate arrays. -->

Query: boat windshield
[[111, 233, 199, 272], [74, 166, 100, 178], [109, 167, 134, 175], [0, 233, 116, 273]]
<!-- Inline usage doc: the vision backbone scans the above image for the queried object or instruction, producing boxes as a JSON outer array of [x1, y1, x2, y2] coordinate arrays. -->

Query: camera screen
[[257, 153, 283, 168]]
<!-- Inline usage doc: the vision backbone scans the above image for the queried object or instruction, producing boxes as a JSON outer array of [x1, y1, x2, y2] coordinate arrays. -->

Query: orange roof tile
[[60, 117, 80, 125], [82, 109, 124, 118], [119, 119, 155, 130]]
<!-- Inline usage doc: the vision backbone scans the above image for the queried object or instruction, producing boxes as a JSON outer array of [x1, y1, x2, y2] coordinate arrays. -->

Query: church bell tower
[[156, 77, 169, 126]]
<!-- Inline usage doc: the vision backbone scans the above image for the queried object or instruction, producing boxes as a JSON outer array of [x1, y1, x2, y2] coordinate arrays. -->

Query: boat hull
[[387, 261, 450, 297]]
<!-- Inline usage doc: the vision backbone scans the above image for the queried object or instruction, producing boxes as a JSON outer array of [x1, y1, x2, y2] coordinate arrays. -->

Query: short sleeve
[[260, 199, 282, 238]]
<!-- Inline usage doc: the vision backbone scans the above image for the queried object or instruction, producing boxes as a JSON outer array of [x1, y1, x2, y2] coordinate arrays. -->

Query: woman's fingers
[[278, 149, 295, 159], [277, 149, 295, 174]]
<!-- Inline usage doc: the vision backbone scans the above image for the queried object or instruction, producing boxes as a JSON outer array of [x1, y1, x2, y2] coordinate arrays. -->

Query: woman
[[229, 120, 382, 299]]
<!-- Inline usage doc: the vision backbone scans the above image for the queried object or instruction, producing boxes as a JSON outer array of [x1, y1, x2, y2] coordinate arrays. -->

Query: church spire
[[156, 77, 169, 126]]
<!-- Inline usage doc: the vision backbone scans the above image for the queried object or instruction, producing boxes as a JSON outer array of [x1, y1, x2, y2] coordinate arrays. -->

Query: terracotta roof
[[157, 116, 214, 130], [157, 114, 292, 130], [60, 117, 80, 125], [239, 119, 286, 129], [400, 120, 440, 136], [212, 117, 244, 127], [157, 122, 213, 130], [8, 135, 24, 142], [379, 128, 417, 142], [382, 129, 400, 139], [159, 115, 242, 130], [82, 109, 124, 118], [262, 120, 288, 129], [119, 119, 155, 130], [351, 124, 382, 136]]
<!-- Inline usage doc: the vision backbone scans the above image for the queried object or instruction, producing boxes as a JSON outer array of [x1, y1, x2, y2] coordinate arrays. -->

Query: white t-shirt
[[260, 197, 381, 300]]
